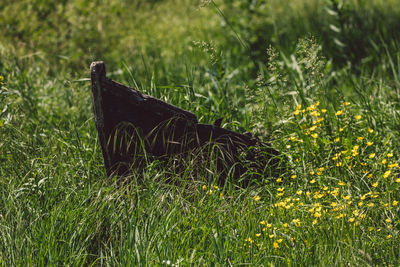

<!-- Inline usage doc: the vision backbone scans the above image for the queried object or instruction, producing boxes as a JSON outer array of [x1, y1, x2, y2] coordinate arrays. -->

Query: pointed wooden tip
[[90, 61, 106, 78]]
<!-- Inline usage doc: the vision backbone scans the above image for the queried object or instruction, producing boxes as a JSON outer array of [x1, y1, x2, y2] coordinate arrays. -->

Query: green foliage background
[[1, 0, 400, 265]]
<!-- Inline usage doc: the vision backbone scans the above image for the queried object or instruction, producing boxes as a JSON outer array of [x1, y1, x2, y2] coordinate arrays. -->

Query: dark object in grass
[[90, 61, 283, 180]]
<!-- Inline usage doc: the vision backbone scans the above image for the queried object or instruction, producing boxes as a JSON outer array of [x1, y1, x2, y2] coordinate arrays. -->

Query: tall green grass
[[1, 0, 400, 265]]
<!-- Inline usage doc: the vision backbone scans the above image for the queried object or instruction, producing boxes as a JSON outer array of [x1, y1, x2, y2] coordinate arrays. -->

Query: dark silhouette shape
[[90, 61, 283, 180], [213, 118, 223, 128]]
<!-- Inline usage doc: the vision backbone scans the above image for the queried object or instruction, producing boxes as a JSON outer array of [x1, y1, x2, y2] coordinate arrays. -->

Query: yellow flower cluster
[[243, 101, 399, 256], [202, 184, 224, 198]]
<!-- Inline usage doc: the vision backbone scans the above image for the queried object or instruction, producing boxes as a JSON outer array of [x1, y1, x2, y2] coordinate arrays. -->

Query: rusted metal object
[[90, 61, 281, 178]]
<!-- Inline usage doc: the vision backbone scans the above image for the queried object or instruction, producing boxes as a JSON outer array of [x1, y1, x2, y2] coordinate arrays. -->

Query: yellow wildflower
[[368, 128, 374, 133], [369, 153, 376, 159], [291, 174, 297, 179], [383, 170, 391, 178], [202, 185, 207, 191], [372, 182, 378, 188], [253, 195, 261, 201], [276, 177, 282, 183], [309, 125, 317, 131], [307, 105, 316, 111], [393, 200, 399, 206], [387, 153, 393, 158], [354, 115, 362, 120], [366, 141, 373, 146], [311, 133, 318, 139], [388, 163, 398, 168], [310, 179, 316, 184], [335, 110, 343, 116], [335, 213, 346, 219], [292, 219, 300, 226], [245, 237, 254, 243], [273, 242, 279, 248], [313, 117, 324, 124]]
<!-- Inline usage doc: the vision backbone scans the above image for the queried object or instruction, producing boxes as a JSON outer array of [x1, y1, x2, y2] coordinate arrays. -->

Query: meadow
[[1, 0, 400, 265]]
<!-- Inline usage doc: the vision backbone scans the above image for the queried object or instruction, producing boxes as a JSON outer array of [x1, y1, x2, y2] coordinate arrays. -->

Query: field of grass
[[1, 0, 400, 265]]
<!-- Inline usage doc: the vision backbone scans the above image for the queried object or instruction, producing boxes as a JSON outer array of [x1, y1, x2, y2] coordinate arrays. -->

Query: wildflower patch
[[237, 101, 399, 258]]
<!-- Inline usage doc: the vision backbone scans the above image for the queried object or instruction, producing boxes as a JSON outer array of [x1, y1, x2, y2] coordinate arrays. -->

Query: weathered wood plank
[[90, 61, 282, 179]]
